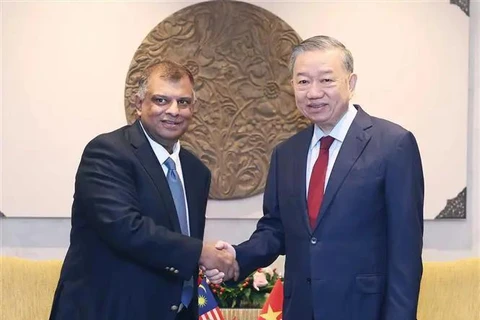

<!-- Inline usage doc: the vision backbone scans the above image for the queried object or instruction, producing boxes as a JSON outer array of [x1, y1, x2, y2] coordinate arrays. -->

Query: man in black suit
[[49, 61, 236, 320]]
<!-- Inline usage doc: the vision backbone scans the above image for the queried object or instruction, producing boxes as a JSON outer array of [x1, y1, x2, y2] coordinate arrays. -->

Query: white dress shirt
[[140, 123, 191, 235], [306, 104, 358, 197]]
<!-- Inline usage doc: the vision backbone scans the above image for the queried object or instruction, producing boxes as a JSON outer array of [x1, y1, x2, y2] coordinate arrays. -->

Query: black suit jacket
[[50, 120, 211, 320]]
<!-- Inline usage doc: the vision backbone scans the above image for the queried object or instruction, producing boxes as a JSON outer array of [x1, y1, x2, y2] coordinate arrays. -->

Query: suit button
[[170, 305, 178, 311], [174, 269, 179, 274], [306, 278, 311, 284], [169, 267, 175, 272], [310, 237, 317, 245], [165, 266, 170, 270]]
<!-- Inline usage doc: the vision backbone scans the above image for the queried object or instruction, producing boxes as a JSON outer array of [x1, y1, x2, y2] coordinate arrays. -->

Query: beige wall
[[0, 3, 3, 214], [1, 1, 478, 265], [1, 0, 468, 219]]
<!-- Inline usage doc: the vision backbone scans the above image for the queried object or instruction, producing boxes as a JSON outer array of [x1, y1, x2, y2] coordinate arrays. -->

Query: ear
[[134, 96, 143, 117], [348, 73, 357, 99]]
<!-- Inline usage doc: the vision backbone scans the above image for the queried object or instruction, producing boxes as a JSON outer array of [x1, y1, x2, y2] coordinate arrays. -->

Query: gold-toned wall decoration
[[125, 1, 309, 199]]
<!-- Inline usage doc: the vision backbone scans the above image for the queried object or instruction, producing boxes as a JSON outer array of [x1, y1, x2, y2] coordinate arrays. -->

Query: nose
[[165, 100, 179, 116], [306, 81, 325, 100]]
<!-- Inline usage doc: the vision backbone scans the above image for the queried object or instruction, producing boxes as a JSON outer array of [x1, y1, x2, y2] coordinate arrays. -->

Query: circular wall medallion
[[125, 1, 309, 199]]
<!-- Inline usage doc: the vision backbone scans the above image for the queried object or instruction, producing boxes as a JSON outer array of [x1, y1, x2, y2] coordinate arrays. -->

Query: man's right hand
[[199, 242, 238, 282], [214, 240, 236, 258], [201, 241, 238, 284]]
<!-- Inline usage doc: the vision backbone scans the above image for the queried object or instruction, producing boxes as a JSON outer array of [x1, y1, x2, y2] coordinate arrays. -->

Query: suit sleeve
[[383, 131, 424, 319], [234, 147, 286, 280], [75, 136, 203, 280]]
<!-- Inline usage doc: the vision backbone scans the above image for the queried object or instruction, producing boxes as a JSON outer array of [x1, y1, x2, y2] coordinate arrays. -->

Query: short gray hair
[[289, 35, 354, 74]]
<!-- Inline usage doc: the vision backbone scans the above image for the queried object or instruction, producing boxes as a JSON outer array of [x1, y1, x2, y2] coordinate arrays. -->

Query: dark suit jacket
[[235, 106, 424, 320], [49, 120, 211, 320]]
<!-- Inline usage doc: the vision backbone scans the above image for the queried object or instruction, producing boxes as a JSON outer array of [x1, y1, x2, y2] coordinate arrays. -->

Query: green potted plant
[[203, 267, 283, 320]]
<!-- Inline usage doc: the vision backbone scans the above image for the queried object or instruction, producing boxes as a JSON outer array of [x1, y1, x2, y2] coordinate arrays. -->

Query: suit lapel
[[313, 106, 373, 231], [292, 125, 315, 235], [180, 149, 202, 240], [127, 120, 182, 233]]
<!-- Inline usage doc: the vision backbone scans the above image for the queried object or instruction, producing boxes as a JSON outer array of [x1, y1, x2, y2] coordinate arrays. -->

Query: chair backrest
[[0, 256, 62, 320], [417, 258, 480, 320], [1, 256, 478, 320]]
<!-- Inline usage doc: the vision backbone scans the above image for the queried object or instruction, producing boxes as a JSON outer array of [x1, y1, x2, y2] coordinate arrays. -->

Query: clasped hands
[[199, 241, 238, 284]]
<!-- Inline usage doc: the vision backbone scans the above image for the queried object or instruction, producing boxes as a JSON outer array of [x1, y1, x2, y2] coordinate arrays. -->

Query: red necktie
[[307, 136, 335, 228]]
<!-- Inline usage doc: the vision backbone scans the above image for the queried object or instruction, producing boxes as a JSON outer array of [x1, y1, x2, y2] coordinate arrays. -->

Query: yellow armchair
[[0, 256, 61, 320], [1, 256, 479, 320], [417, 258, 479, 320]]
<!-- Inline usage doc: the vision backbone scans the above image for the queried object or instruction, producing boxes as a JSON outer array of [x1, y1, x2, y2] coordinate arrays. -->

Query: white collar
[[310, 103, 357, 149], [139, 121, 181, 165]]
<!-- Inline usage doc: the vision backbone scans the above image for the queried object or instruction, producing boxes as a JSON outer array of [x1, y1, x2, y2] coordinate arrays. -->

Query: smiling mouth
[[161, 119, 182, 125], [308, 103, 328, 109]]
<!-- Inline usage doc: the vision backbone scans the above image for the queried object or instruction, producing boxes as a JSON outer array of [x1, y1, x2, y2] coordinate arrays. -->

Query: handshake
[[199, 241, 239, 284]]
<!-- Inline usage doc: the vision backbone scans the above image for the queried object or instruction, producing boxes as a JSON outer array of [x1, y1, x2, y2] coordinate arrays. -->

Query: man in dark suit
[[49, 60, 236, 320], [207, 35, 424, 320]]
